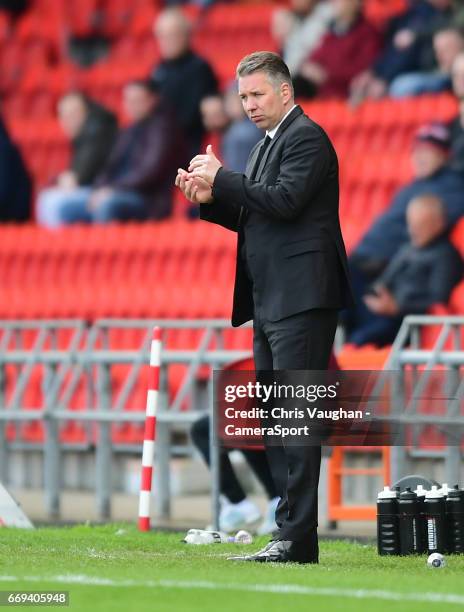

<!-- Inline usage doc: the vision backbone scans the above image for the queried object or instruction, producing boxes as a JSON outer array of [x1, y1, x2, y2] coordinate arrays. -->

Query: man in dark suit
[[176, 51, 352, 564]]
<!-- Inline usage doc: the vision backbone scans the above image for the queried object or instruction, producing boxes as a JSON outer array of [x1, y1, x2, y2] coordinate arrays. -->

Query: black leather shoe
[[228, 539, 318, 564], [227, 539, 276, 562]]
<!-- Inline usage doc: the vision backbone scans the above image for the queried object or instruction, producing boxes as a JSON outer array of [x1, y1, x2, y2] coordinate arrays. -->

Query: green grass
[[0, 525, 463, 612]]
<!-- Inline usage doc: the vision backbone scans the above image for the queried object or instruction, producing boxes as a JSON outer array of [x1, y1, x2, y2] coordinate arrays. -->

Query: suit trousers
[[252, 307, 338, 556]]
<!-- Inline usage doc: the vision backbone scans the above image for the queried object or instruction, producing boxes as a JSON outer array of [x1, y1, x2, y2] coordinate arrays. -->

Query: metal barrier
[[0, 319, 251, 521], [1, 316, 463, 525], [383, 315, 464, 485]]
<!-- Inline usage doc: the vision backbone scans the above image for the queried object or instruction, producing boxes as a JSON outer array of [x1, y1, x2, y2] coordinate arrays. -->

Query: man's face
[[291, 0, 317, 15], [434, 30, 464, 73], [123, 85, 156, 122], [154, 14, 189, 60], [452, 54, 464, 98], [411, 143, 448, 179], [238, 71, 291, 131], [200, 96, 228, 132], [224, 87, 246, 121], [427, 0, 451, 9], [330, 0, 361, 21], [407, 202, 444, 248], [58, 96, 87, 139]]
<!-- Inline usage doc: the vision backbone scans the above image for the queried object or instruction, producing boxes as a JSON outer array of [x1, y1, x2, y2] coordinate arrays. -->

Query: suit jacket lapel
[[255, 105, 303, 182], [245, 140, 263, 178]]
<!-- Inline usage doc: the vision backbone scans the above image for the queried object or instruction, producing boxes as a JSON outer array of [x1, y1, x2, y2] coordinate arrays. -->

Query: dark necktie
[[250, 135, 271, 180], [240, 134, 272, 271]]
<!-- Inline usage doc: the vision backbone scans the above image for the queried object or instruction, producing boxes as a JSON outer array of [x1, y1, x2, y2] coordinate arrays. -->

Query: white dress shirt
[[266, 104, 297, 139]]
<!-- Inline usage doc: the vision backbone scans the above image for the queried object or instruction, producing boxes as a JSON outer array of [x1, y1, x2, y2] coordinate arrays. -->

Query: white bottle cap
[[414, 484, 427, 496], [425, 485, 444, 499], [378, 486, 397, 499]]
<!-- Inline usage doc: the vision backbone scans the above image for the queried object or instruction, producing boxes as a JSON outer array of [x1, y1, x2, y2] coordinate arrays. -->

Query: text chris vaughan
[[224, 407, 365, 420]]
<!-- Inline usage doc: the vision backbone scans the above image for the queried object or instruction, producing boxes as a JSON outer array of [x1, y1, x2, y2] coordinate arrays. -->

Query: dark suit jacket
[[95, 103, 185, 219], [200, 105, 353, 327]]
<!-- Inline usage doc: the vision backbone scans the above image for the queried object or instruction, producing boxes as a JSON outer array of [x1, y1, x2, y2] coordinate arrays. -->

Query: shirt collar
[[266, 104, 297, 139]]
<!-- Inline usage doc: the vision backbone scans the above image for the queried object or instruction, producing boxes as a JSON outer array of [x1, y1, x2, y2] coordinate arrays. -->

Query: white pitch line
[[0, 574, 463, 605]]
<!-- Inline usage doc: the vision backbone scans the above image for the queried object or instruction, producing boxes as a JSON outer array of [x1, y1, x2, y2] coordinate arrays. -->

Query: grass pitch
[[0, 525, 463, 611]]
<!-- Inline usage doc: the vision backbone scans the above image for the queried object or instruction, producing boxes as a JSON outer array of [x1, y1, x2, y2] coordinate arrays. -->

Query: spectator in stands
[[271, 0, 333, 76], [0, 0, 28, 16], [200, 86, 261, 174], [151, 8, 218, 159], [191, 414, 279, 534], [292, 0, 381, 99], [37, 93, 117, 228], [350, 0, 456, 104], [48, 80, 184, 224], [0, 117, 31, 223], [352, 123, 464, 279], [448, 51, 464, 174], [200, 95, 229, 144], [222, 84, 262, 173], [347, 195, 463, 346], [389, 27, 464, 98]]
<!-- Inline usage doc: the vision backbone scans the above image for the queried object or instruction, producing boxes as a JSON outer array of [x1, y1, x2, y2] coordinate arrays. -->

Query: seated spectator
[[46, 80, 185, 225], [200, 86, 261, 174], [293, 0, 382, 99], [0, 0, 28, 15], [347, 195, 463, 346], [222, 84, 262, 173], [191, 414, 279, 534], [389, 27, 464, 98], [351, 0, 455, 104], [37, 93, 117, 228], [448, 51, 464, 174], [0, 117, 31, 223], [271, 0, 333, 76], [200, 95, 229, 155], [151, 8, 218, 160], [352, 123, 464, 279]]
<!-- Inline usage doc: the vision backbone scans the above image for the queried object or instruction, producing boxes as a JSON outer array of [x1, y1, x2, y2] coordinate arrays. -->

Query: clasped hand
[[175, 144, 222, 205]]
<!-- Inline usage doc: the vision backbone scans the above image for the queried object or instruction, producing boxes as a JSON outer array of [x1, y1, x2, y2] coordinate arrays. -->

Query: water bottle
[[445, 485, 464, 554], [183, 529, 229, 544], [398, 487, 421, 555], [424, 485, 446, 554], [414, 484, 428, 553], [439, 483, 453, 497], [377, 486, 399, 555]]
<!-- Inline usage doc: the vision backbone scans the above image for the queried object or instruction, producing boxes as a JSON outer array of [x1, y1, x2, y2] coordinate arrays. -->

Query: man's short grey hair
[[236, 51, 294, 95]]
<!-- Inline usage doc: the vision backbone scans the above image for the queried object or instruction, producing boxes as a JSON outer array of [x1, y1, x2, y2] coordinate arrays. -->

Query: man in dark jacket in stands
[[51, 80, 184, 224], [37, 92, 117, 227], [151, 8, 218, 159], [0, 117, 31, 223], [352, 123, 464, 275], [348, 194, 463, 346]]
